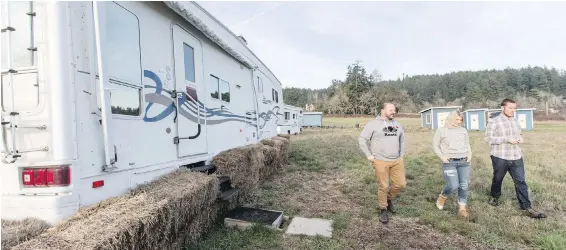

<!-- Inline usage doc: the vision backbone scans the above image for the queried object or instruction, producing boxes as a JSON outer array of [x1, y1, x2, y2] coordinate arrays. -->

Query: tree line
[[283, 62, 566, 115]]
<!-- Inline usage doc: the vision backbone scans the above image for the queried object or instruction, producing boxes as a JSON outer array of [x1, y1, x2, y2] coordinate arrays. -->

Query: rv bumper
[[1, 194, 79, 225]]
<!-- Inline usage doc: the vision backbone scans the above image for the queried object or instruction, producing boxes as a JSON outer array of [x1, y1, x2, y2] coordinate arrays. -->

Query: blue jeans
[[441, 159, 470, 205], [490, 156, 531, 209]]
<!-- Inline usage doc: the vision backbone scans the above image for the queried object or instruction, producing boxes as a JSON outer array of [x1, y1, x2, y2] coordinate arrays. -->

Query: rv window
[[210, 75, 219, 99], [285, 112, 290, 120], [220, 79, 230, 102], [104, 2, 142, 86], [272, 89, 279, 103], [293, 114, 296, 119], [183, 43, 196, 82], [110, 82, 141, 116]]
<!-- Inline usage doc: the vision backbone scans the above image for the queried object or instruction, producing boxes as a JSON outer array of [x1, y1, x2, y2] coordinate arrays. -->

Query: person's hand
[[441, 157, 449, 163], [508, 137, 520, 144], [367, 155, 375, 161]]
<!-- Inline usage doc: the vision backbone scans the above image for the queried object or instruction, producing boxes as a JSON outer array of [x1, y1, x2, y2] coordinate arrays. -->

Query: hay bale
[[1, 218, 51, 250], [212, 144, 264, 205], [260, 144, 278, 180], [277, 134, 291, 140], [273, 136, 291, 165], [13, 169, 218, 250]]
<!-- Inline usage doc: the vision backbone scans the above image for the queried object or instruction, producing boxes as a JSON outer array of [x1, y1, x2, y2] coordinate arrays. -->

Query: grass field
[[187, 117, 566, 250]]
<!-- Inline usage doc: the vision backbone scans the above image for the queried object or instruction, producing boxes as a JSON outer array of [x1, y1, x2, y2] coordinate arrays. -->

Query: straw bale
[[277, 134, 291, 140], [212, 143, 264, 205], [1, 218, 51, 250], [13, 169, 218, 250], [260, 144, 279, 180], [273, 136, 290, 165]]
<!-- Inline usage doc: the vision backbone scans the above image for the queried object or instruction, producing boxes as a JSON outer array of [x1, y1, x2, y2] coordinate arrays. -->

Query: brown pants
[[372, 158, 407, 209]]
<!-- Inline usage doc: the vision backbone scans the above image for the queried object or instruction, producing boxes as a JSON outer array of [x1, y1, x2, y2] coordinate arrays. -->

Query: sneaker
[[387, 199, 396, 214], [523, 208, 547, 219], [488, 197, 500, 206], [436, 194, 448, 210], [458, 205, 469, 218], [379, 209, 389, 224]]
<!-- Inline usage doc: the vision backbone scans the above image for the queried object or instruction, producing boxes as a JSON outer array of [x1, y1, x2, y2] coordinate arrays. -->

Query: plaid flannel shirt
[[484, 114, 523, 160]]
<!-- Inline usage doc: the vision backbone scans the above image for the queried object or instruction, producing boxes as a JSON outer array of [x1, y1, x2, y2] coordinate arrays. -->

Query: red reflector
[[22, 166, 71, 187], [92, 180, 104, 188]]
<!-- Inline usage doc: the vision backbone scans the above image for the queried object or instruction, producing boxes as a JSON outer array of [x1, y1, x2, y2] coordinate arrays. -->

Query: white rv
[[277, 104, 302, 135], [0, 1, 284, 225]]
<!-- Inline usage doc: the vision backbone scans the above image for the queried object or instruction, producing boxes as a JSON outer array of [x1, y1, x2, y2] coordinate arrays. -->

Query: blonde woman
[[432, 111, 472, 218]]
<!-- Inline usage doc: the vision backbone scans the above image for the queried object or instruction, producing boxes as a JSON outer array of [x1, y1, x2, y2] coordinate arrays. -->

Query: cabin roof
[[418, 106, 462, 114]]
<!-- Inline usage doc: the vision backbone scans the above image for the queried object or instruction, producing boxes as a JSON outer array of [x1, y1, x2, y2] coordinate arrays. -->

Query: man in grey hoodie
[[358, 103, 406, 224]]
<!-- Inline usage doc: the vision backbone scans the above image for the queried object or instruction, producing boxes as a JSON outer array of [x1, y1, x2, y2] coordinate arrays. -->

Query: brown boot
[[436, 194, 448, 210], [458, 205, 469, 218]]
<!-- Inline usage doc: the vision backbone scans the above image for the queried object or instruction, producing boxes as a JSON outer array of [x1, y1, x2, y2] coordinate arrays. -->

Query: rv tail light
[[22, 166, 71, 187]]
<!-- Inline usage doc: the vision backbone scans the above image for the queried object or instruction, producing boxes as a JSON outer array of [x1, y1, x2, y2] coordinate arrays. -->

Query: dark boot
[[387, 199, 396, 214], [379, 209, 389, 224], [523, 208, 547, 219]]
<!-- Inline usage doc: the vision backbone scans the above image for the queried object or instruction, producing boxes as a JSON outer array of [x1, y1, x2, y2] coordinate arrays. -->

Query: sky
[[197, 1, 566, 90]]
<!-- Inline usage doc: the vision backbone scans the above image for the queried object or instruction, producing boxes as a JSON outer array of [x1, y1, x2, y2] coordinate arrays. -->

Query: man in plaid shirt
[[485, 98, 546, 219]]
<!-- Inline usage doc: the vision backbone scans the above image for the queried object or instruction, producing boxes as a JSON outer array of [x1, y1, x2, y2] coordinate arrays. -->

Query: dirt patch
[[343, 216, 491, 250]]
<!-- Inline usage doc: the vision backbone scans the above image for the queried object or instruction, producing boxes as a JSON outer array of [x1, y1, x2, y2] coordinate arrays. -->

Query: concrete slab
[[285, 217, 333, 238]]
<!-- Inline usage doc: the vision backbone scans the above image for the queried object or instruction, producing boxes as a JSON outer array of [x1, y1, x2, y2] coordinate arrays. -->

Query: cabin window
[[102, 2, 142, 116], [210, 75, 230, 103], [272, 89, 279, 103], [425, 114, 431, 124], [104, 2, 142, 87], [110, 81, 141, 116], [257, 76, 263, 93], [210, 75, 219, 99], [220, 79, 230, 102], [183, 43, 196, 82]]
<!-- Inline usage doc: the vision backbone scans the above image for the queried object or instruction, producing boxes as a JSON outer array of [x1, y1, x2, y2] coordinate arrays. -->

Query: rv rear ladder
[[0, 1, 44, 163]]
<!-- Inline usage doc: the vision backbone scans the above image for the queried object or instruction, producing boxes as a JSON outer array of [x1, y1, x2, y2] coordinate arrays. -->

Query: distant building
[[462, 109, 488, 131], [301, 112, 323, 127], [418, 106, 462, 129], [487, 108, 536, 131]]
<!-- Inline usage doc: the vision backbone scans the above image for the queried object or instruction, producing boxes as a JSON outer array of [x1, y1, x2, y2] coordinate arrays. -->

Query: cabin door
[[517, 114, 527, 129], [470, 114, 479, 130], [172, 25, 208, 157]]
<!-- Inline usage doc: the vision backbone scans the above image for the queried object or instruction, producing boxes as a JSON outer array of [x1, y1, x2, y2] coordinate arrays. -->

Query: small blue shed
[[419, 106, 462, 129], [463, 109, 488, 131], [487, 108, 536, 130], [301, 112, 323, 127]]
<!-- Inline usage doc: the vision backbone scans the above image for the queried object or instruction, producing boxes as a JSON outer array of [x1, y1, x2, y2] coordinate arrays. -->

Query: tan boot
[[458, 205, 469, 218], [436, 194, 447, 210]]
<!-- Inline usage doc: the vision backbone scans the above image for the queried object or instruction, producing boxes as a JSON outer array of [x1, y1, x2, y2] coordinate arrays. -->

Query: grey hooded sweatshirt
[[358, 117, 405, 161]]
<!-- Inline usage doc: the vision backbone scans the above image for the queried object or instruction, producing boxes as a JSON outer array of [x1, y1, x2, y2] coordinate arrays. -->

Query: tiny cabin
[[301, 112, 323, 127], [277, 105, 303, 134], [487, 108, 535, 130], [462, 109, 488, 131], [419, 106, 462, 129]]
